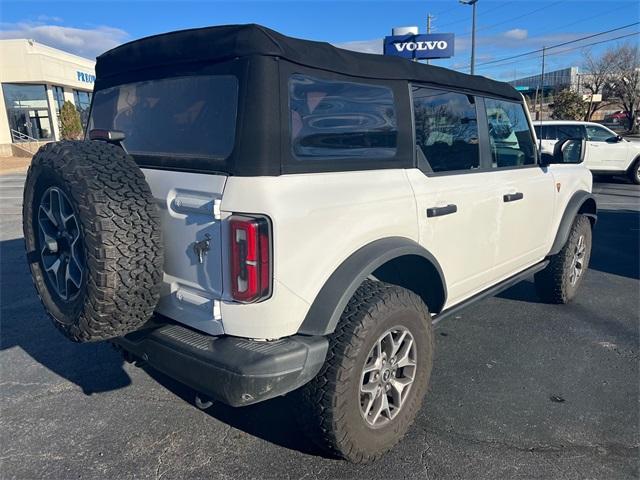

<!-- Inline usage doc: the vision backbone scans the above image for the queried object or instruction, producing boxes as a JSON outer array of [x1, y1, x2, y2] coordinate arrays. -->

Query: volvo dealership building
[[0, 39, 95, 157]]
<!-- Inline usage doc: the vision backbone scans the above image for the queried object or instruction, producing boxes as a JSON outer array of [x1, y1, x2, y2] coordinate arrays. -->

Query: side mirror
[[607, 134, 624, 143], [541, 138, 585, 166]]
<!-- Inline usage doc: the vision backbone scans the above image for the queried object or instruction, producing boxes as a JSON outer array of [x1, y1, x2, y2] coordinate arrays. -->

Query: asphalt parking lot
[[1, 173, 638, 479]]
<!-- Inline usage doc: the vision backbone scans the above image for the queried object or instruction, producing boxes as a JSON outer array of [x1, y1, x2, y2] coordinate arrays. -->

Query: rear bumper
[[113, 322, 328, 407]]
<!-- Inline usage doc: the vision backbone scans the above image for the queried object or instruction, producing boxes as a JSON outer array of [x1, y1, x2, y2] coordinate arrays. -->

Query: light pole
[[460, 0, 478, 75]]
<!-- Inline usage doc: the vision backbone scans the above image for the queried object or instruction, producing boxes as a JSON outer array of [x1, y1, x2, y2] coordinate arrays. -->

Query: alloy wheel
[[569, 234, 586, 286], [359, 326, 417, 427], [37, 186, 84, 301]]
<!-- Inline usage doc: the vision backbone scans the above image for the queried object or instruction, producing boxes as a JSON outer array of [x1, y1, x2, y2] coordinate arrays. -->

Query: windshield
[[89, 75, 238, 159]]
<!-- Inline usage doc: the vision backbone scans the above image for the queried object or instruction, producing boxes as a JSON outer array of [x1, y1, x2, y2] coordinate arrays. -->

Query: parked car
[[602, 110, 639, 129], [534, 120, 640, 184], [22, 24, 597, 463]]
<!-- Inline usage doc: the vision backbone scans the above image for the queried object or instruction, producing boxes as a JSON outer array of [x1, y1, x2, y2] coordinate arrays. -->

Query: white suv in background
[[534, 120, 640, 184]]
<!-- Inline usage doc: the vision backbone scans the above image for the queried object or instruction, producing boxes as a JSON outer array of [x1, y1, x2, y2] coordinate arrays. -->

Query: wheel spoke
[[360, 381, 378, 394], [389, 377, 411, 404], [44, 256, 60, 274], [363, 341, 383, 374], [362, 396, 375, 417], [395, 336, 414, 366], [50, 188, 63, 226], [371, 392, 390, 424], [67, 255, 82, 288], [391, 330, 408, 357], [37, 186, 83, 301], [381, 331, 395, 358], [38, 206, 59, 234]]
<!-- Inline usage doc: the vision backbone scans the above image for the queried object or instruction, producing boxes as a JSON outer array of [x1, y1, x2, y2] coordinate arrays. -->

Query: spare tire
[[22, 141, 163, 342]]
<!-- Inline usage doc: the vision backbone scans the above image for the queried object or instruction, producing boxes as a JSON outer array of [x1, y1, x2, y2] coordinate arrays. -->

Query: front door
[[482, 97, 555, 278], [585, 123, 629, 171], [7, 107, 53, 140]]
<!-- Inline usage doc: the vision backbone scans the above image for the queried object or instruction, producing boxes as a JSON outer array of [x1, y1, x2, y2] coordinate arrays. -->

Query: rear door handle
[[503, 192, 524, 203], [426, 204, 457, 217]]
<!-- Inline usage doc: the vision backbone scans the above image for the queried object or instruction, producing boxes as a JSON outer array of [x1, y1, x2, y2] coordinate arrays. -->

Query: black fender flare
[[548, 190, 597, 256], [297, 237, 446, 336]]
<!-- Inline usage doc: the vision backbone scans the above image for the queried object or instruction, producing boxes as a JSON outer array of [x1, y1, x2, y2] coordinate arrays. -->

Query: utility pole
[[426, 13, 433, 65], [538, 46, 546, 150], [460, 0, 478, 75]]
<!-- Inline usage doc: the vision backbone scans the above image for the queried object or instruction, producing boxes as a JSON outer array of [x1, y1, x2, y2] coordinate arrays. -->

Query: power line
[[459, 22, 639, 70], [430, 3, 461, 18], [472, 30, 640, 72], [436, 1, 515, 30], [536, 31, 639, 59], [457, 1, 565, 37], [472, 6, 632, 54]]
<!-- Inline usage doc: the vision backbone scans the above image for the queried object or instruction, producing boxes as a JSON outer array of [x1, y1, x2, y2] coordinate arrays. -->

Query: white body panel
[[546, 164, 594, 240], [143, 161, 592, 340], [142, 168, 227, 335], [406, 169, 499, 305], [489, 167, 555, 279], [219, 170, 418, 339]]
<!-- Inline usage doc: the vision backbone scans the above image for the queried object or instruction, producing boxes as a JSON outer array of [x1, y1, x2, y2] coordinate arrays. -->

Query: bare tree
[[581, 48, 617, 120], [610, 43, 640, 133]]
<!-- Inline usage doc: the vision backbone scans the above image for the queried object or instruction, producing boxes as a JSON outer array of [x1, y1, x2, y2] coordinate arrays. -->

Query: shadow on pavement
[[144, 367, 326, 457], [500, 207, 639, 307], [589, 208, 639, 280], [0, 235, 325, 457], [0, 237, 131, 394]]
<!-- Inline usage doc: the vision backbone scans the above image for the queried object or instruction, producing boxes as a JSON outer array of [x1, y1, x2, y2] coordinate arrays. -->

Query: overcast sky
[[1, 0, 638, 81]]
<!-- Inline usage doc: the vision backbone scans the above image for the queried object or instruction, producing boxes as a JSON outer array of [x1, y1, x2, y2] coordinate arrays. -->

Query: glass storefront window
[[52, 86, 65, 112], [73, 89, 92, 128], [2, 83, 53, 140]]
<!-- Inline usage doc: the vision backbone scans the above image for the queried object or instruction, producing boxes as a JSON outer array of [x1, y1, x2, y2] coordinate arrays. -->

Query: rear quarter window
[[89, 75, 238, 160], [288, 74, 398, 159]]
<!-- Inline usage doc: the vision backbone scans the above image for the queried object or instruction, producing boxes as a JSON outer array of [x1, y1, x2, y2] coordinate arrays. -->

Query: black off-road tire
[[534, 214, 592, 304], [22, 141, 163, 342], [294, 280, 434, 463], [628, 156, 640, 185]]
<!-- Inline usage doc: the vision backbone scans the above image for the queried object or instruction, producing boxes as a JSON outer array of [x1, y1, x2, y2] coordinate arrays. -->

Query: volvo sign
[[383, 33, 455, 60]]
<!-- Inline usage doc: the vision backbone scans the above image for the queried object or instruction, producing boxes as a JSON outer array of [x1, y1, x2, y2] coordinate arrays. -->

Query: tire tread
[[23, 141, 163, 342]]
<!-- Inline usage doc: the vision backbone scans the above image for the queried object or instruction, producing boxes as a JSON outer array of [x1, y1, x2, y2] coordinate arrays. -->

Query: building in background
[[0, 39, 96, 157], [509, 67, 579, 96], [508, 66, 625, 122]]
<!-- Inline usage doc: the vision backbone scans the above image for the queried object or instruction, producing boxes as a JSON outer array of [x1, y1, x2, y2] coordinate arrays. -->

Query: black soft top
[[95, 23, 520, 101]]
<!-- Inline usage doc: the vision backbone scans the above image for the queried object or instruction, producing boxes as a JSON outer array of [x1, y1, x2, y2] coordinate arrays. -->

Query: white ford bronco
[[23, 25, 597, 462]]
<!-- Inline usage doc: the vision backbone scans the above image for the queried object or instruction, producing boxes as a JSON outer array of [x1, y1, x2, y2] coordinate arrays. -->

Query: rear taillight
[[229, 215, 271, 303]]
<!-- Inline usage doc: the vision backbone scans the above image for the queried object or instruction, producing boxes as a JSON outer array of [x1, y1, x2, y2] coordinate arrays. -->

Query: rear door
[[408, 86, 498, 306]]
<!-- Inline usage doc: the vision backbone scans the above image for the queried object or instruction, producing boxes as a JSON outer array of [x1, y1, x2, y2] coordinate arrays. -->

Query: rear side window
[[89, 75, 238, 159], [289, 74, 397, 159], [556, 124, 585, 141], [534, 124, 557, 140], [412, 86, 479, 173], [484, 99, 536, 168]]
